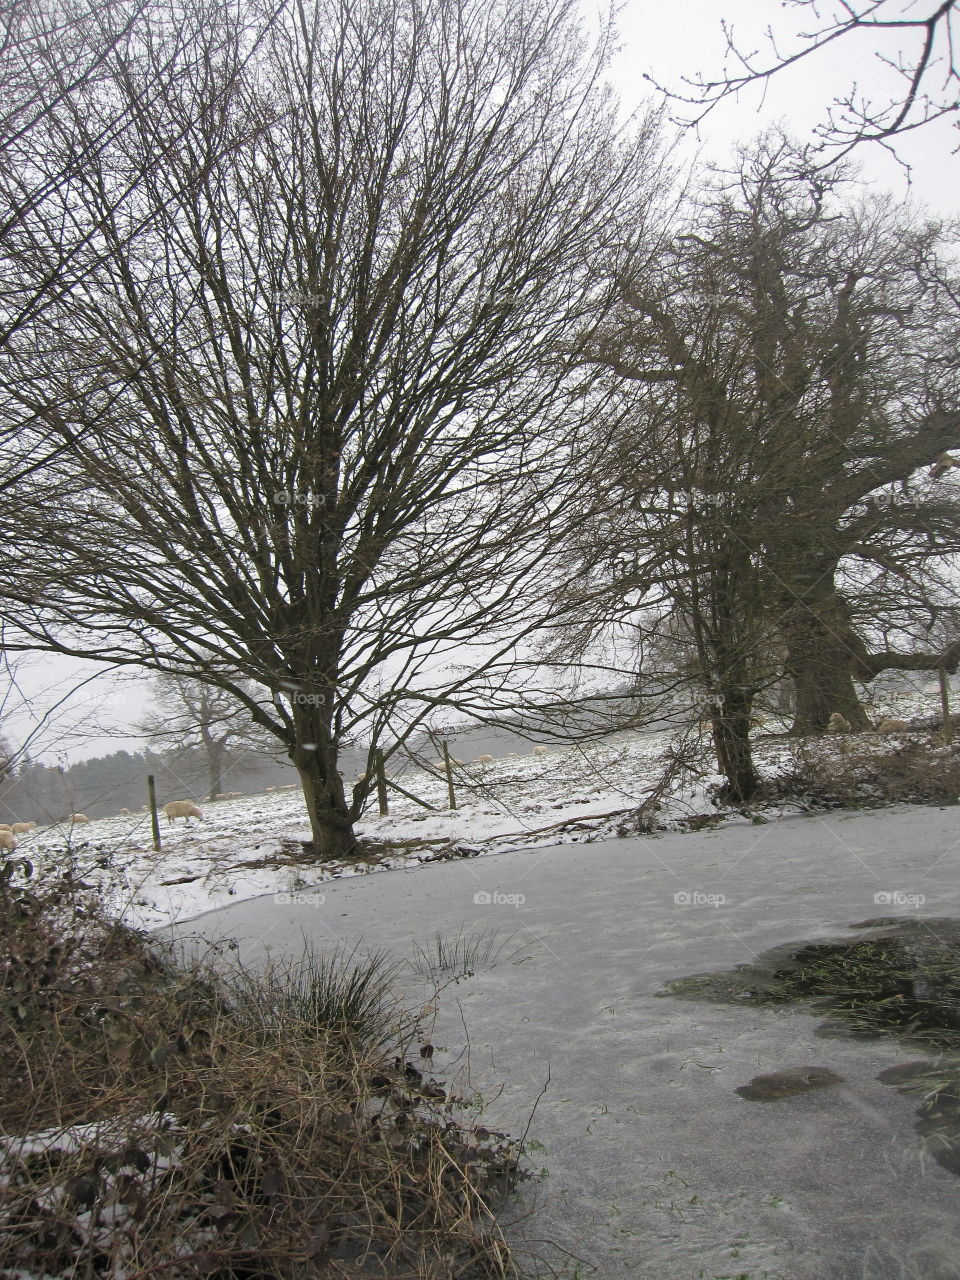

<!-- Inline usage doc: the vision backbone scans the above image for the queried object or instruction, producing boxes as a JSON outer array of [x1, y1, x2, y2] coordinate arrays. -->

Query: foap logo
[[273, 287, 326, 308], [674, 890, 726, 908], [870, 490, 920, 510], [272, 490, 326, 509], [875, 890, 926, 908], [474, 890, 525, 907], [276, 891, 326, 906], [275, 681, 325, 709]]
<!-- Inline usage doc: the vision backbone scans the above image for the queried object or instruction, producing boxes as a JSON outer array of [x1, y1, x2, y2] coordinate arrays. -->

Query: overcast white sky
[[10, 0, 959, 764]]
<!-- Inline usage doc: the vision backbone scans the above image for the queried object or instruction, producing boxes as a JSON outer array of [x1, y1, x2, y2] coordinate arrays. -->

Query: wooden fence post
[[939, 666, 952, 742], [442, 739, 457, 811], [147, 774, 161, 852]]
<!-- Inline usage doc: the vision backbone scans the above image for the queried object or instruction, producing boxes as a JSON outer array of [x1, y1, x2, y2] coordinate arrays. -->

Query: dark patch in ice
[[736, 1066, 845, 1101]]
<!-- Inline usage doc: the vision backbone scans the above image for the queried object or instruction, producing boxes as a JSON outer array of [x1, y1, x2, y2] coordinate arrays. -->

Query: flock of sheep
[[2, 724, 925, 853], [0, 749, 557, 850]]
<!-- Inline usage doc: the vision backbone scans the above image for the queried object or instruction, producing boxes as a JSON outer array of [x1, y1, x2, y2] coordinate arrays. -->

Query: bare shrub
[[0, 859, 528, 1278], [768, 735, 960, 810]]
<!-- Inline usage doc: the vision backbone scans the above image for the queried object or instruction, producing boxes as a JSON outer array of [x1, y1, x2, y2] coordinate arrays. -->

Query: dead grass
[[0, 853, 531, 1279], [767, 732, 960, 810]]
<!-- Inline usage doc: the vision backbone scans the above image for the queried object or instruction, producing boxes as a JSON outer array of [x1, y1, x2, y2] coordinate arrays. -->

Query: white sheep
[[474, 755, 494, 764], [119, 808, 131, 815], [266, 786, 278, 792], [876, 718, 910, 734], [226, 792, 243, 798], [0, 830, 15, 852], [213, 792, 227, 800], [532, 746, 549, 756], [70, 813, 90, 824], [280, 783, 297, 790], [826, 712, 852, 734], [11, 822, 35, 835], [164, 800, 203, 824]]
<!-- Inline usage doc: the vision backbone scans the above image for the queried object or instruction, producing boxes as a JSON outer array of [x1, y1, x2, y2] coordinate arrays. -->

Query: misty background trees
[[0, 0, 957, 826]]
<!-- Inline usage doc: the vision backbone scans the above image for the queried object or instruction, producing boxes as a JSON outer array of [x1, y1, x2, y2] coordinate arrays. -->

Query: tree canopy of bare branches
[[650, 0, 960, 165], [560, 133, 960, 796], [0, 0, 663, 854]]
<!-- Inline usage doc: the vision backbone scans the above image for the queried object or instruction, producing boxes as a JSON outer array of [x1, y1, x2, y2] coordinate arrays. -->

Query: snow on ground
[[10, 693, 951, 934]]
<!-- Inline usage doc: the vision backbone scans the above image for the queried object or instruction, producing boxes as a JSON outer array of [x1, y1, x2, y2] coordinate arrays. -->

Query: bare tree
[[650, 0, 959, 165], [0, 0, 282, 502], [562, 132, 960, 800], [0, 0, 662, 855], [139, 673, 274, 800]]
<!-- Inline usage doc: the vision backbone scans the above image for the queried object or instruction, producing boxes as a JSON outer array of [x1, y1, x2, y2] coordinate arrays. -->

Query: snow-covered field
[[7, 680, 952, 931], [9, 682, 952, 934], [10, 728, 751, 931]]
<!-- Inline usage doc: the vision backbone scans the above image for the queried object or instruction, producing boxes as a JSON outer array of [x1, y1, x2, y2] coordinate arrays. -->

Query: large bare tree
[[0, 0, 662, 854], [561, 133, 960, 801]]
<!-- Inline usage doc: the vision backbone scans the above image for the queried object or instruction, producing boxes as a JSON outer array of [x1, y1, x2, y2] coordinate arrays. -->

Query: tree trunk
[[206, 739, 224, 801], [778, 567, 872, 733], [289, 702, 357, 859], [711, 684, 760, 803]]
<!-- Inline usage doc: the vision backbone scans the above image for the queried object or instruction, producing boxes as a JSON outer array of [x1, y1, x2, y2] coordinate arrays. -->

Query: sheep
[[70, 813, 90, 824], [164, 800, 203, 824], [532, 746, 549, 756], [280, 783, 297, 790], [474, 755, 494, 764], [226, 792, 243, 798], [0, 830, 15, 852], [876, 718, 910, 734], [119, 808, 131, 815], [931, 452, 960, 479], [213, 793, 228, 800], [826, 712, 852, 734], [266, 786, 278, 792], [11, 822, 35, 835]]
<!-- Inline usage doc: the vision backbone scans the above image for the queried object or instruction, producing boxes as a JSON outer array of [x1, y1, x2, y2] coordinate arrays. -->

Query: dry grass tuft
[[1, 854, 529, 1279], [767, 733, 960, 810]]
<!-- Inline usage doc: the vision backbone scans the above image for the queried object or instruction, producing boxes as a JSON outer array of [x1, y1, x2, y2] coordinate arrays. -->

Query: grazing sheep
[[226, 792, 242, 798], [532, 746, 549, 756], [474, 755, 494, 764], [876, 718, 910, 734], [931, 452, 960, 479], [70, 813, 90, 824], [280, 784, 297, 790], [119, 807, 131, 815], [213, 793, 227, 800], [826, 712, 852, 734], [11, 822, 35, 835], [0, 830, 15, 852], [266, 786, 278, 792], [164, 800, 203, 824]]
